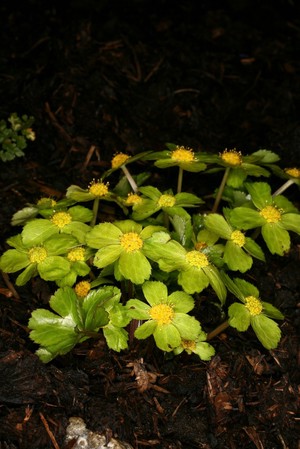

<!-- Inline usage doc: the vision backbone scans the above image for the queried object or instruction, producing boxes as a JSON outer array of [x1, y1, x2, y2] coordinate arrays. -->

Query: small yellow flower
[[37, 197, 57, 207], [171, 146, 195, 162], [28, 246, 48, 263], [231, 230, 245, 247], [119, 232, 143, 252], [285, 167, 300, 179], [149, 303, 175, 325], [260, 205, 281, 223], [158, 194, 176, 207], [220, 149, 242, 166], [25, 128, 36, 141], [111, 153, 130, 169], [74, 280, 91, 298], [51, 211, 72, 229], [125, 193, 143, 206], [186, 250, 209, 268], [88, 180, 109, 197], [67, 247, 85, 262], [181, 339, 197, 351], [245, 295, 263, 316]]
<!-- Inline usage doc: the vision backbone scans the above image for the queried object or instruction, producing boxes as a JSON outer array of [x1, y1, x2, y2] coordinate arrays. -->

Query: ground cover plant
[[1, 144, 299, 364]]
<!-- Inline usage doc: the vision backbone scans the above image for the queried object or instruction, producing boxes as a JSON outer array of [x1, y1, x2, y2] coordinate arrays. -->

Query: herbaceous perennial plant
[[1, 143, 299, 363]]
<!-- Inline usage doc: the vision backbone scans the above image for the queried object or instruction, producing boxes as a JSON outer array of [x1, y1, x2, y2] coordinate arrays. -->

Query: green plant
[[1, 145, 299, 363], [0, 113, 35, 161]]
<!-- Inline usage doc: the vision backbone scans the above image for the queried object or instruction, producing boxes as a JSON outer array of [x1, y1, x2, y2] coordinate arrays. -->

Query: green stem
[[121, 165, 138, 192], [90, 197, 100, 227], [206, 320, 230, 341], [177, 166, 184, 193], [272, 179, 295, 197], [211, 167, 231, 213]]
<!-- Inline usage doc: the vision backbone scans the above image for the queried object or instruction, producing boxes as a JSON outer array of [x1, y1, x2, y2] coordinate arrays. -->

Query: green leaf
[[204, 214, 232, 239], [261, 223, 290, 255], [142, 281, 168, 305], [118, 251, 152, 284], [64, 222, 91, 243], [84, 303, 108, 331], [169, 214, 193, 247], [11, 207, 38, 226], [86, 223, 122, 248], [233, 278, 259, 298], [244, 237, 265, 262], [0, 249, 29, 273], [224, 241, 253, 272], [69, 205, 93, 222], [22, 219, 57, 245], [194, 342, 216, 360], [228, 303, 251, 331], [44, 234, 78, 254], [251, 149, 280, 163], [108, 304, 131, 327], [168, 291, 195, 313], [38, 256, 71, 281], [251, 314, 281, 349], [219, 271, 245, 301], [93, 245, 122, 268], [281, 213, 300, 234], [178, 268, 209, 294], [172, 314, 201, 340], [49, 287, 82, 324], [16, 263, 38, 285], [153, 323, 181, 351], [245, 182, 272, 209], [229, 207, 265, 230], [103, 325, 129, 351], [203, 266, 227, 304], [126, 299, 150, 319], [134, 320, 157, 339], [139, 185, 161, 200], [226, 168, 247, 188], [261, 302, 284, 320]]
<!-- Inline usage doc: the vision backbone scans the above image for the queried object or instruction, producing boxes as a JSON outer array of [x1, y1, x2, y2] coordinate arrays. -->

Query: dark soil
[[0, 1, 299, 448]]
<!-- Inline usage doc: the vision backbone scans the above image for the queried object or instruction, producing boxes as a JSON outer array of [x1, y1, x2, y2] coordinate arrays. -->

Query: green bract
[[173, 330, 216, 361], [126, 281, 201, 352], [86, 219, 168, 284], [144, 144, 207, 172], [229, 182, 300, 255], [221, 273, 284, 349]]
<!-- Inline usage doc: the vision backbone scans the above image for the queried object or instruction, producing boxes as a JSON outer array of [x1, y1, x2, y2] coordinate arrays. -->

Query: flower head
[[204, 213, 265, 272], [229, 181, 300, 255], [111, 152, 130, 169], [88, 180, 109, 197], [74, 280, 91, 298], [86, 220, 168, 284], [170, 146, 195, 162], [144, 144, 207, 173], [0, 234, 78, 286], [127, 281, 201, 351], [130, 185, 203, 221], [173, 330, 216, 360], [221, 274, 284, 349], [284, 167, 300, 179], [124, 193, 143, 206], [220, 149, 242, 167]]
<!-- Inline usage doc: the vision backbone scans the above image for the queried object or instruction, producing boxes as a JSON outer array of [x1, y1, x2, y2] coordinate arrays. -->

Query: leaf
[[203, 266, 227, 304], [118, 251, 152, 284], [134, 320, 157, 339], [168, 290, 195, 313], [194, 342, 216, 360], [228, 303, 251, 331], [230, 207, 265, 230], [251, 314, 281, 349], [261, 302, 284, 320], [219, 271, 245, 301], [103, 325, 129, 351], [261, 223, 290, 255], [251, 149, 280, 163], [16, 263, 38, 286], [38, 256, 71, 281], [84, 304, 108, 331], [178, 268, 209, 294], [281, 213, 300, 234], [22, 219, 57, 245], [153, 323, 181, 351], [86, 223, 122, 248], [244, 237, 265, 262], [224, 241, 253, 273], [11, 207, 38, 226], [0, 249, 29, 273], [226, 168, 247, 188], [93, 245, 122, 268], [204, 213, 232, 239], [49, 287, 82, 325], [244, 182, 272, 209], [172, 314, 201, 340], [126, 299, 150, 320], [142, 281, 168, 305], [69, 205, 93, 222], [233, 278, 259, 298]]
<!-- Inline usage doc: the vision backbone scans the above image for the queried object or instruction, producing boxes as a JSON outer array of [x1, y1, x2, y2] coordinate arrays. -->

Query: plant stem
[[211, 167, 231, 213], [177, 166, 184, 193], [272, 179, 295, 197], [90, 197, 100, 227], [121, 165, 138, 192], [206, 320, 230, 341]]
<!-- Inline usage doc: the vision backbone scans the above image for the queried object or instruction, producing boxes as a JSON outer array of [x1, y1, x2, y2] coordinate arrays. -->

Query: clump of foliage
[[0, 113, 35, 162], [1, 143, 300, 363]]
